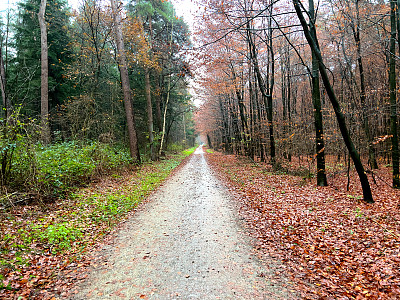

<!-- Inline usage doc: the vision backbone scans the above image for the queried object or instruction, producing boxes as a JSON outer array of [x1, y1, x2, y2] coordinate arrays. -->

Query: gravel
[[71, 146, 296, 299]]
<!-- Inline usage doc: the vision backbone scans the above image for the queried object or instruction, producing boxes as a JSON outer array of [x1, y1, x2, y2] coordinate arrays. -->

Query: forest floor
[[2, 146, 399, 299], [67, 145, 296, 299], [0, 152, 193, 300], [207, 150, 400, 299]]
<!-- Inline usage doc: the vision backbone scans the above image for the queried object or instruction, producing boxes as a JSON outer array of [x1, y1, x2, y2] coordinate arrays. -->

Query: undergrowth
[[0, 147, 194, 298]]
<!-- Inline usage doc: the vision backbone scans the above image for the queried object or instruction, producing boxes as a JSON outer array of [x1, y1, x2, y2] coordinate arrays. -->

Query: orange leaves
[[207, 151, 400, 298]]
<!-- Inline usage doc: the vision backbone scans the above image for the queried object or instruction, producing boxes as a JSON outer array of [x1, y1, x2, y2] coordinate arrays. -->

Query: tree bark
[[246, 16, 276, 164], [309, 0, 328, 186], [38, 0, 50, 144], [389, 0, 399, 188], [353, 0, 378, 170], [145, 69, 155, 160], [0, 47, 9, 118], [111, 0, 141, 163], [293, 0, 373, 203]]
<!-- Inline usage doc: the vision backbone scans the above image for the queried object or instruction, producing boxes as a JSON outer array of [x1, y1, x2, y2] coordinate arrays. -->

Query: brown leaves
[[207, 151, 400, 298]]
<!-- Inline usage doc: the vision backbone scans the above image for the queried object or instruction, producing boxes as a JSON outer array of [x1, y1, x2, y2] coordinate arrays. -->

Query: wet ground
[[71, 146, 295, 299]]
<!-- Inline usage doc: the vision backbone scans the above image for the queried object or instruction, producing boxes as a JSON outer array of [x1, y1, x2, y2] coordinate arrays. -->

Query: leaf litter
[[206, 151, 400, 299]]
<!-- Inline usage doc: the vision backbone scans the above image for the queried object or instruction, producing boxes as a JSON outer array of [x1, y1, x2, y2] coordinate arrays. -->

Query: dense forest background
[[0, 0, 195, 197], [1, 0, 400, 201], [194, 0, 400, 202]]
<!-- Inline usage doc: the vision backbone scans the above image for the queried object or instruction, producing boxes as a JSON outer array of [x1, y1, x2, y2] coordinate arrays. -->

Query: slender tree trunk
[[246, 16, 275, 164], [1, 12, 11, 119], [159, 15, 174, 156], [145, 69, 155, 160], [155, 90, 163, 132], [207, 134, 213, 149], [38, 0, 50, 144], [266, 8, 276, 165], [111, 0, 140, 163], [0, 47, 8, 117], [309, 0, 327, 186], [293, 0, 373, 202], [230, 64, 249, 155], [353, 0, 378, 170], [389, 0, 400, 188]]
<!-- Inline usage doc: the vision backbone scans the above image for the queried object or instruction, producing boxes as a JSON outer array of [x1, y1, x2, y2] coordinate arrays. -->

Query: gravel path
[[71, 146, 296, 299]]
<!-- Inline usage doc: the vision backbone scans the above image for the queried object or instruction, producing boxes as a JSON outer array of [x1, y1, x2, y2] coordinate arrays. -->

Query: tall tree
[[111, 0, 141, 162], [10, 0, 73, 120], [38, 0, 50, 143], [293, 0, 373, 203], [389, 0, 399, 188], [309, 0, 327, 186]]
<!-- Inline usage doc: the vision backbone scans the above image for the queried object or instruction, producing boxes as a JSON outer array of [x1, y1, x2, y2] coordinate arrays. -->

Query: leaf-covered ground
[[0, 153, 192, 300], [206, 151, 400, 299]]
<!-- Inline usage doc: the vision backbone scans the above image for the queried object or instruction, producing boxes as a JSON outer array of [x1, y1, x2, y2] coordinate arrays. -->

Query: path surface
[[71, 146, 295, 299]]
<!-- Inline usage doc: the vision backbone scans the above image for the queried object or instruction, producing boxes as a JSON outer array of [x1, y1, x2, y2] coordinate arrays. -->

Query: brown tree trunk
[[293, 0, 373, 203], [389, 0, 399, 187], [309, 0, 328, 186], [38, 0, 50, 144], [353, 0, 378, 170], [111, 0, 140, 163], [246, 16, 276, 165], [0, 47, 8, 117], [145, 69, 155, 160]]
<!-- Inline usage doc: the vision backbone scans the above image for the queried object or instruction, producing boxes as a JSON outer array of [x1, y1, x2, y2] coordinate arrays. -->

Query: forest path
[[71, 146, 295, 299]]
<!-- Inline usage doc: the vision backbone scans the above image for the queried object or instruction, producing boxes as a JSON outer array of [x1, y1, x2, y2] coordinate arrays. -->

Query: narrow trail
[[71, 146, 295, 299]]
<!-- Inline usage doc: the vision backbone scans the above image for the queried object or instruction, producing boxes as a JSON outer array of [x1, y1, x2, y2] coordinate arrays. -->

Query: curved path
[[71, 146, 295, 299]]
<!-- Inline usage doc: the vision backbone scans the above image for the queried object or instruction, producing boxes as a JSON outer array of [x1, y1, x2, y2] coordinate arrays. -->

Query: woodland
[[194, 0, 400, 297], [0, 0, 400, 298]]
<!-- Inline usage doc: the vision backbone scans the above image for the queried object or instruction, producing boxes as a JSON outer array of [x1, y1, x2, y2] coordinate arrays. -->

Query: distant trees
[[0, 0, 194, 161], [196, 0, 400, 200]]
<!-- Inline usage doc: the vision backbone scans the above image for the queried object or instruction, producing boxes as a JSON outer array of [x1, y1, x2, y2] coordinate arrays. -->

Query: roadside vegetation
[[0, 144, 196, 299]]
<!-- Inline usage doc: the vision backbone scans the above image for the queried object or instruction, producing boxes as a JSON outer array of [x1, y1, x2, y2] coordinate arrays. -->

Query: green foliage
[[37, 142, 131, 194], [0, 116, 132, 197], [20, 222, 83, 253], [33, 142, 132, 194], [182, 146, 197, 157], [0, 108, 37, 186]]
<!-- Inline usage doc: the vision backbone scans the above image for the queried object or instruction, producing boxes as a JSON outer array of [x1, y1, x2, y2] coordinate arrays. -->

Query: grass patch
[[182, 146, 197, 156]]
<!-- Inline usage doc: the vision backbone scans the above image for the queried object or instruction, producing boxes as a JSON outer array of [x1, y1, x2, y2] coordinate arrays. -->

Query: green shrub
[[33, 142, 132, 195]]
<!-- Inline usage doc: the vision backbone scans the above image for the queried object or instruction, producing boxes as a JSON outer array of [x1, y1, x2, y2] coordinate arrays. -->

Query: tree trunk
[[353, 0, 378, 170], [246, 17, 276, 164], [38, 0, 50, 144], [145, 69, 155, 160], [293, 0, 374, 203], [309, 0, 328, 186], [389, 0, 399, 187], [0, 47, 9, 118], [207, 134, 213, 149], [111, 0, 140, 163]]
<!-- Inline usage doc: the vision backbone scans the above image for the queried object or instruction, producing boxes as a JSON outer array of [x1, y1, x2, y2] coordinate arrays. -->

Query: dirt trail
[[71, 146, 295, 299]]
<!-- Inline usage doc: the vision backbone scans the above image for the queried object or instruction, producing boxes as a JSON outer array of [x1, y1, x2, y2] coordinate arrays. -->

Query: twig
[[371, 218, 399, 240]]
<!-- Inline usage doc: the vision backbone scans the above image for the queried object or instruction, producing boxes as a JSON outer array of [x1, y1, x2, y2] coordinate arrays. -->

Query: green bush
[[182, 146, 197, 157], [33, 142, 132, 195], [3, 137, 132, 196]]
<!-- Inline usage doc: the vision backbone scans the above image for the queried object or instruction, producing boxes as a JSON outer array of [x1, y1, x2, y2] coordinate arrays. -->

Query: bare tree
[[389, 0, 399, 187], [309, 0, 327, 186], [293, 0, 373, 203]]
